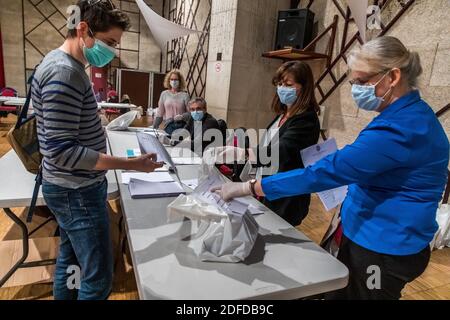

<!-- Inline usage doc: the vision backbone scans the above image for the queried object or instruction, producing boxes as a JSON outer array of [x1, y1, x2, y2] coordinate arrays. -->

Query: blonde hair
[[348, 36, 423, 88], [163, 69, 187, 91]]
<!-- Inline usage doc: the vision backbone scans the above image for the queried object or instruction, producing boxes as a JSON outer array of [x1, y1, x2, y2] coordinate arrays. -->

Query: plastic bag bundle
[[106, 110, 140, 131], [167, 193, 259, 263], [431, 203, 450, 250]]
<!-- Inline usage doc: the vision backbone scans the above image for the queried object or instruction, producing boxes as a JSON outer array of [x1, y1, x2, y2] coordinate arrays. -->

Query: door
[[118, 69, 151, 111]]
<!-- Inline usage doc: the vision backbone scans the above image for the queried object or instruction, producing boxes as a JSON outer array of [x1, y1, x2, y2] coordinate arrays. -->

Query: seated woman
[[153, 69, 190, 129]]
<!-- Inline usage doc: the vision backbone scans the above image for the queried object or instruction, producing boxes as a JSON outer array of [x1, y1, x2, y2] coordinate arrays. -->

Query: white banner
[[347, 0, 368, 43], [136, 0, 202, 50]]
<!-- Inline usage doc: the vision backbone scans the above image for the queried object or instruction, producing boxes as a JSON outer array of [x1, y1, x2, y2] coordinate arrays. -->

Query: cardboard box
[[0, 237, 59, 288]]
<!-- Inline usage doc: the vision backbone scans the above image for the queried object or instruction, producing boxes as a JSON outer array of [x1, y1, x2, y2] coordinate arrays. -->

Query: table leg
[[0, 208, 57, 288]]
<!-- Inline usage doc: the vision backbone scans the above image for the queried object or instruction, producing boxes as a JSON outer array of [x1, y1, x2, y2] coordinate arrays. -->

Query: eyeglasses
[[348, 70, 389, 86]]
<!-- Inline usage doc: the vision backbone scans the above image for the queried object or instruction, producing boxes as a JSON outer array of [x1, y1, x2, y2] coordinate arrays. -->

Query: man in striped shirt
[[33, 0, 163, 300]]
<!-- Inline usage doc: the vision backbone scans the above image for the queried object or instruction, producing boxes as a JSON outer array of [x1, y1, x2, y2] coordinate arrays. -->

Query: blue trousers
[[42, 178, 113, 300]]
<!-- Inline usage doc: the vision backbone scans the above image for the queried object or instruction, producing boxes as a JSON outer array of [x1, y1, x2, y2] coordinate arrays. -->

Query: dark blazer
[[184, 112, 220, 154], [257, 108, 320, 226]]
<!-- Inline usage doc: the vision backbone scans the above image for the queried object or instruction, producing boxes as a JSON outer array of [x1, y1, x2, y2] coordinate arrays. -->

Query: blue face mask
[[191, 111, 204, 121], [83, 31, 116, 67], [351, 72, 392, 111], [277, 86, 298, 107]]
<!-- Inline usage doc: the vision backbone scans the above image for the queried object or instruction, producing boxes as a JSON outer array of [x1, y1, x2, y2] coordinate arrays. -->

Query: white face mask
[[170, 80, 180, 89]]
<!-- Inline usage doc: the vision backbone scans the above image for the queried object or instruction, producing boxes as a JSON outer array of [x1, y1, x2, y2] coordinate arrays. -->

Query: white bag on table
[[167, 193, 259, 263], [106, 110, 140, 131]]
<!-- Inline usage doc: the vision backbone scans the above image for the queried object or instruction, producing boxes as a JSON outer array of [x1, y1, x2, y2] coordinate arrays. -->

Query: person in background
[[153, 69, 190, 129], [172, 97, 220, 154], [107, 84, 118, 103], [95, 87, 104, 102], [212, 36, 449, 300], [119, 93, 131, 114], [209, 61, 321, 226], [32, 0, 163, 300]]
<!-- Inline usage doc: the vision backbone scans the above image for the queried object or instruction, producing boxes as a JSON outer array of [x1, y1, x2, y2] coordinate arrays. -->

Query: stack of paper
[[128, 178, 185, 199], [121, 171, 174, 184]]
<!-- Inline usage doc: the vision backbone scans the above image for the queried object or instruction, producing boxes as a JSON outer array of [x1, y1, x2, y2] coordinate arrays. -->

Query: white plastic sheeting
[[347, 0, 368, 43], [136, 0, 202, 50]]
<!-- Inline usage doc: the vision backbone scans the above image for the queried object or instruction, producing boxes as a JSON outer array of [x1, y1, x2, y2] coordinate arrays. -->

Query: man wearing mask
[[171, 97, 220, 155], [31, 0, 164, 300]]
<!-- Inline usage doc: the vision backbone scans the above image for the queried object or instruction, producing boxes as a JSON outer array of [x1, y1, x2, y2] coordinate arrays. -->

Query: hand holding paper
[[129, 153, 165, 173]]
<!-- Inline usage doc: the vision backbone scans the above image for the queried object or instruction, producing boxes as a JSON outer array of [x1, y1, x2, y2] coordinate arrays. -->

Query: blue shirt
[[262, 91, 449, 255]]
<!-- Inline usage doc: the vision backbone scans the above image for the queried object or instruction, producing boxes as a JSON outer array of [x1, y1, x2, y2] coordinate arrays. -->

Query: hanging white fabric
[[346, 0, 368, 43], [135, 0, 202, 50]]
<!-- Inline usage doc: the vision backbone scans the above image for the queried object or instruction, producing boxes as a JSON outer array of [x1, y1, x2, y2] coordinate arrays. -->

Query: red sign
[[215, 62, 222, 73]]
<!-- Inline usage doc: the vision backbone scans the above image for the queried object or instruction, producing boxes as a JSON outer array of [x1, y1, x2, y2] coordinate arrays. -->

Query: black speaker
[[275, 9, 315, 50]]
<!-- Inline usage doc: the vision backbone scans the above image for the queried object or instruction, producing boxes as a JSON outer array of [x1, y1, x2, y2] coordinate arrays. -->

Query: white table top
[[1, 99, 136, 110], [3, 100, 26, 107], [98, 102, 138, 109], [0, 97, 22, 102], [0, 150, 120, 209], [0, 97, 26, 104], [107, 130, 349, 300]]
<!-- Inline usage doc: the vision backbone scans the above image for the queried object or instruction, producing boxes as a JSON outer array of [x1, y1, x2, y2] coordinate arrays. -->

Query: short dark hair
[[67, 0, 130, 38]]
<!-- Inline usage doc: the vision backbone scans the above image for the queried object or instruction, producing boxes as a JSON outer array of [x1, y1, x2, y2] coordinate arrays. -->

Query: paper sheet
[[300, 138, 348, 211], [181, 179, 199, 190], [121, 171, 174, 185], [126, 149, 141, 158]]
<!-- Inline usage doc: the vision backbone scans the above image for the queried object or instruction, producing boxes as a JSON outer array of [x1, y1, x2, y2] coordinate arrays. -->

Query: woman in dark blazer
[[255, 61, 320, 225], [211, 61, 320, 226]]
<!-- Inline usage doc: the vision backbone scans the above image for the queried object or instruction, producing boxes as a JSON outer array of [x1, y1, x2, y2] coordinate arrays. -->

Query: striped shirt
[[32, 49, 106, 189]]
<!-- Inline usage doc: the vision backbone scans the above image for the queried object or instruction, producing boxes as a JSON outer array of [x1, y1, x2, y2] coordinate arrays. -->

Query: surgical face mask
[[170, 80, 180, 89], [277, 86, 298, 107], [82, 30, 116, 67], [351, 72, 393, 111], [191, 111, 204, 121]]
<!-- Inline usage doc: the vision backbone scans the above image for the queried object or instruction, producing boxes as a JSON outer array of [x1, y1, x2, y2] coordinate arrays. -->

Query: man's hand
[[211, 182, 252, 202], [174, 114, 184, 122], [129, 153, 165, 173]]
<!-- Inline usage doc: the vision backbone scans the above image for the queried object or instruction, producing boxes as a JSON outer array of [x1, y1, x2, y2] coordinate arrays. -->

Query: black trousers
[[326, 235, 431, 300]]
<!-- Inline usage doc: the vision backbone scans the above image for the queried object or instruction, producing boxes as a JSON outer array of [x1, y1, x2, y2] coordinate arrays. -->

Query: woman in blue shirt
[[212, 36, 449, 300]]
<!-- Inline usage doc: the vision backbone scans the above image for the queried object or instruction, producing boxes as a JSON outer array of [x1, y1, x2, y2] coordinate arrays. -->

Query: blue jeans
[[42, 178, 113, 300]]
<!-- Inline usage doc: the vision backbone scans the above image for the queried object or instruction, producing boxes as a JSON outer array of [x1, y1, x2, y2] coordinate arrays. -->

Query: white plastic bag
[[431, 204, 450, 249], [106, 110, 140, 131], [200, 211, 259, 263], [167, 193, 259, 263]]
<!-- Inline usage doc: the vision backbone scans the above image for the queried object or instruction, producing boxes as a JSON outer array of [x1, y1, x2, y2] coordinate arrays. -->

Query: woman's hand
[[211, 182, 252, 202], [128, 153, 165, 173], [203, 146, 247, 165]]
